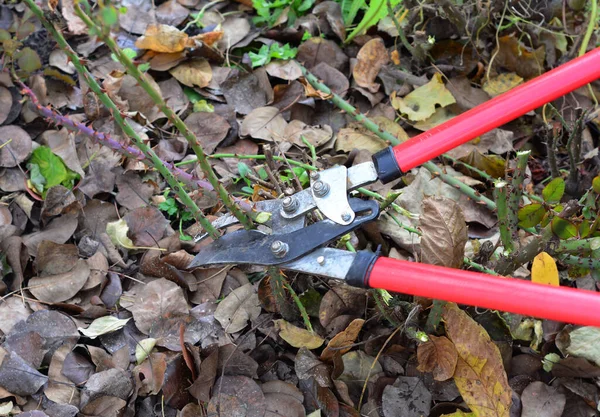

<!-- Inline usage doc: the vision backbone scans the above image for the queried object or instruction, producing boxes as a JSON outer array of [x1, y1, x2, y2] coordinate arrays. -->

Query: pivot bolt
[[271, 240, 289, 258], [310, 171, 320, 181], [282, 196, 299, 213], [317, 256, 325, 265], [312, 180, 330, 197], [341, 212, 352, 222]]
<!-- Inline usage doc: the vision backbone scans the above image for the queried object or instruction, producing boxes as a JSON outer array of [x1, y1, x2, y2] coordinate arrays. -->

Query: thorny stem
[[301, 66, 498, 212], [546, 128, 560, 179], [74, 3, 253, 231], [443, 154, 544, 203], [22, 0, 221, 239], [283, 281, 313, 332], [507, 150, 530, 237], [494, 181, 514, 253]]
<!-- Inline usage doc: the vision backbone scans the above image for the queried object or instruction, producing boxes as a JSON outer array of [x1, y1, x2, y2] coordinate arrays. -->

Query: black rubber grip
[[345, 250, 380, 288], [372, 147, 402, 184]]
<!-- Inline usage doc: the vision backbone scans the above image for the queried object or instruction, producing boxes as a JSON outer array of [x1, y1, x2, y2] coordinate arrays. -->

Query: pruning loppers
[[189, 47, 600, 327]]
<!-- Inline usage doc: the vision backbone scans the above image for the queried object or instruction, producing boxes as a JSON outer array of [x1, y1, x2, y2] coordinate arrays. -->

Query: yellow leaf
[[391, 73, 456, 121], [443, 303, 512, 417], [169, 58, 212, 88], [275, 320, 324, 349], [531, 252, 559, 286], [135, 24, 188, 53], [482, 73, 523, 97]]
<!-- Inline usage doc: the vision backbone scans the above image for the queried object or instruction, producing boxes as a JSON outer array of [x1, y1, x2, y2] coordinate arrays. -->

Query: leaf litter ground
[[1, 1, 600, 416]]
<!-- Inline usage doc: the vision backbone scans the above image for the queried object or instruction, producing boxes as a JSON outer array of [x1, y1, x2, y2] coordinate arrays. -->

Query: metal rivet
[[271, 240, 289, 258], [282, 196, 298, 213], [312, 180, 330, 197], [310, 171, 320, 180], [317, 256, 325, 265], [341, 212, 352, 222]]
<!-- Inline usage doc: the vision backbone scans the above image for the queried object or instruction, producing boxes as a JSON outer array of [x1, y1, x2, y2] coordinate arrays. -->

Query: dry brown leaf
[[214, 283, 261, 333], [169, 58, 212, 88], [240, 107, 288, 142], [419, 196, 467, 268], [29, 259, 90, 303], [416, 335, 458, 381], [353, 38, 389, 93], [135, 24, 189, 53], [0, 125, 32, 168], [443, 303, 512, 417], [493, 35, 545, 79], [284, 120, 332, 147], [320, 318, 364, 360]]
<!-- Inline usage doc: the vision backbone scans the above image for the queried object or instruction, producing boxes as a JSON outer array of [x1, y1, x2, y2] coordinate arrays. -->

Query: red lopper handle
[[391, 47, 600, 173], [367, 257, 600, 326]]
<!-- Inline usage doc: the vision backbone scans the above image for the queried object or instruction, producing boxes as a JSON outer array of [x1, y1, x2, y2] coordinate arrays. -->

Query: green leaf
[[138, 63, 150, 72], [193, 100, 214, 113], [158, 197, 179, 217], [255, 211, 272, 223], [238, 162, 251, 179], [542, 353, 560, 372], [249, 44, 272, 68], [592, 175, 600, 194], [517, 203, 546, 228], [28, 146, 79, 195], [542, 177, 565, 203], [28, 163, 46, 194], [100, 5, 119, 26], [345, 0, 401, 43], [551, 217, 578, 239], [183, 86, 202, 103], [135, 338, 157, 364], [78, 316, 130, 339], [16, 47, 41, 73], [106, 219, 135, 249]]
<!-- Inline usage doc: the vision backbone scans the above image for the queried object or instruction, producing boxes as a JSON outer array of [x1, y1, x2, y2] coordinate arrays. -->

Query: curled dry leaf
[[443, 303, 512, 417], [295, 347, 332, 387], [313, 1, 346, 41], [353, 38, 389, 93], [492, 35, 545, 79], [391, 73, 456, 121], [0, 87, 13, 125], [169, 58, 212, 88], [240, 106, 288, 142], [29, 259, 91, 303], [0, 125, 32, 168], [275, 319, 325, 349], [320, 318, 364, 361], [214, 283, 261, 333], [417, 335, 458, 381], [265, 60, 303, 80], [419, 196, 467, 269], [135, 24, 188, 53], [45, 344, 80, 406]]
